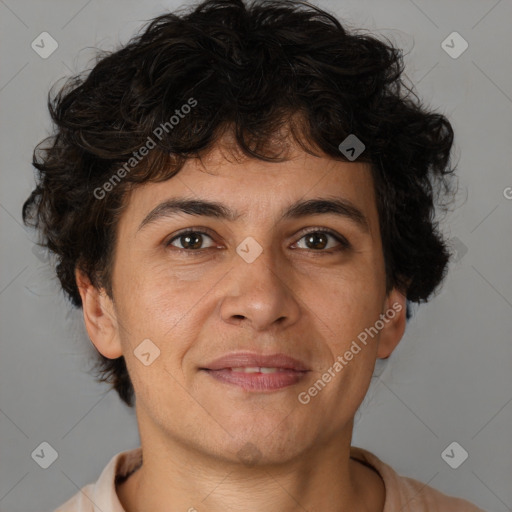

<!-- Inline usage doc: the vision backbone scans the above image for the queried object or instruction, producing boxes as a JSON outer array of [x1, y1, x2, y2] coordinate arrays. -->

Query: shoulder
[[53, 447, 142, 512], [54, 482, 96, 511], [350, 446, 486, 512]]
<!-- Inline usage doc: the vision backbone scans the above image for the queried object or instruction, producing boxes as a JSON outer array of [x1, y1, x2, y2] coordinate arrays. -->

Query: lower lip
[[203, 369, 308, 391]]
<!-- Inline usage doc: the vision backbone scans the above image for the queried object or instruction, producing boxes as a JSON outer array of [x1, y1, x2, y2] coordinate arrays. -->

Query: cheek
[[306, 262, 385, 336], [114, 272, 201, 413], [114, 256, 203, 332], [303, 271, 385, 408], [111, 261, 205, 387], [310, 283, 382, 405]]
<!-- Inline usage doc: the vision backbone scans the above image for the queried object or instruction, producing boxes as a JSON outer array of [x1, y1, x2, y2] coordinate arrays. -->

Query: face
[[79, 138, 406, 466]]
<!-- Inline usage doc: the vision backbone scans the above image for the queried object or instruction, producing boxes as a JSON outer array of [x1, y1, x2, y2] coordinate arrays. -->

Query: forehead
[[119, 140, 378, 233]]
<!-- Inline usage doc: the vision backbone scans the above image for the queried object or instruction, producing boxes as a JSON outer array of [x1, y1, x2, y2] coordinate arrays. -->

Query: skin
[[76, 134, 407, 512]]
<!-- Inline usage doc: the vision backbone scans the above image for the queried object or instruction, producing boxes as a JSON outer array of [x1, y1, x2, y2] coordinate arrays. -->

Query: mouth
[[202, 352, 310, 371], [200, 352, 310, 392], [223, 367, 295, 373]]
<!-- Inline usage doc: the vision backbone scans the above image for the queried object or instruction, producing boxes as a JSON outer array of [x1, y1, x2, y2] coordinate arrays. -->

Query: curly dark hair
[[22, 0, 456, 408]]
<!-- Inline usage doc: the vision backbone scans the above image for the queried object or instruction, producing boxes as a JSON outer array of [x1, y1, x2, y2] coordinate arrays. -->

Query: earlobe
[[376, 288, 407, 359], [75, 269, 123, 359]]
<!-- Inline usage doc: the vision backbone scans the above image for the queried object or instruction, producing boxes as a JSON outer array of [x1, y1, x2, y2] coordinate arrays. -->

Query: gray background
[[1, 0, 511, 510]]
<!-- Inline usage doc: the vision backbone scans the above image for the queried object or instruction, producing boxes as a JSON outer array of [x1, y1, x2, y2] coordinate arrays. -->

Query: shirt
[[54, 445, 486, 511]]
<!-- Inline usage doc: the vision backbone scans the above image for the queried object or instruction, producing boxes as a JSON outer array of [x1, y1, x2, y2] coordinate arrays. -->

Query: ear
[[75, 269, 123, 359], [376, 287, 407, 359]]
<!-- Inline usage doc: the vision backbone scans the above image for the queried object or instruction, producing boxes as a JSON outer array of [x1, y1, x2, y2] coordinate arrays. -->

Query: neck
[[117, 418, 385, 512]]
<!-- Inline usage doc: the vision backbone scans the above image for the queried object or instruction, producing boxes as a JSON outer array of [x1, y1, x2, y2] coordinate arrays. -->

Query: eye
[[166, 230, 216, 250], [294, 229, 350, 251], [165, 228, 350, 253]]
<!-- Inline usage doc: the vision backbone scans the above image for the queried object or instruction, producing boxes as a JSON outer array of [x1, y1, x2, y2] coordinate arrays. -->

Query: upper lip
[[202, 352, 310, 371]]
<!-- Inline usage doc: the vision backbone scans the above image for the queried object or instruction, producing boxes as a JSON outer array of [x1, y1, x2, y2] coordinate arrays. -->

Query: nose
[[219, 246, 301, 332]]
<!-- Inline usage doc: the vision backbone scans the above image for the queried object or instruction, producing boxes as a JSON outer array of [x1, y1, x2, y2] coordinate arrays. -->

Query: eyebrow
[[137, 196, 370, 233]]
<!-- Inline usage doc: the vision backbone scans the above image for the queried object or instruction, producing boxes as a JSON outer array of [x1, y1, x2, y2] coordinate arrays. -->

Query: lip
[[201, 352, 310, 372], [203, 368, 308, 391], [200, 352, 310, 392]]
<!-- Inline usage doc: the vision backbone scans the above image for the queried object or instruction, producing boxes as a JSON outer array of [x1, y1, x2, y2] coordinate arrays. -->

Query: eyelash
[[165, 227, 351, 254]]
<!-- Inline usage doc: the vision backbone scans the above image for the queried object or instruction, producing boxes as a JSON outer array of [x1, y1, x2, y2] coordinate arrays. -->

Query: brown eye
[[303, 232, 328, 250], [167, 231, 215, 250], [295, 230, 349, 251]]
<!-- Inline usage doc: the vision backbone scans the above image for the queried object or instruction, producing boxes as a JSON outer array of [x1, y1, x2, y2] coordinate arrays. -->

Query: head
[[23, 0, 454, 461]]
